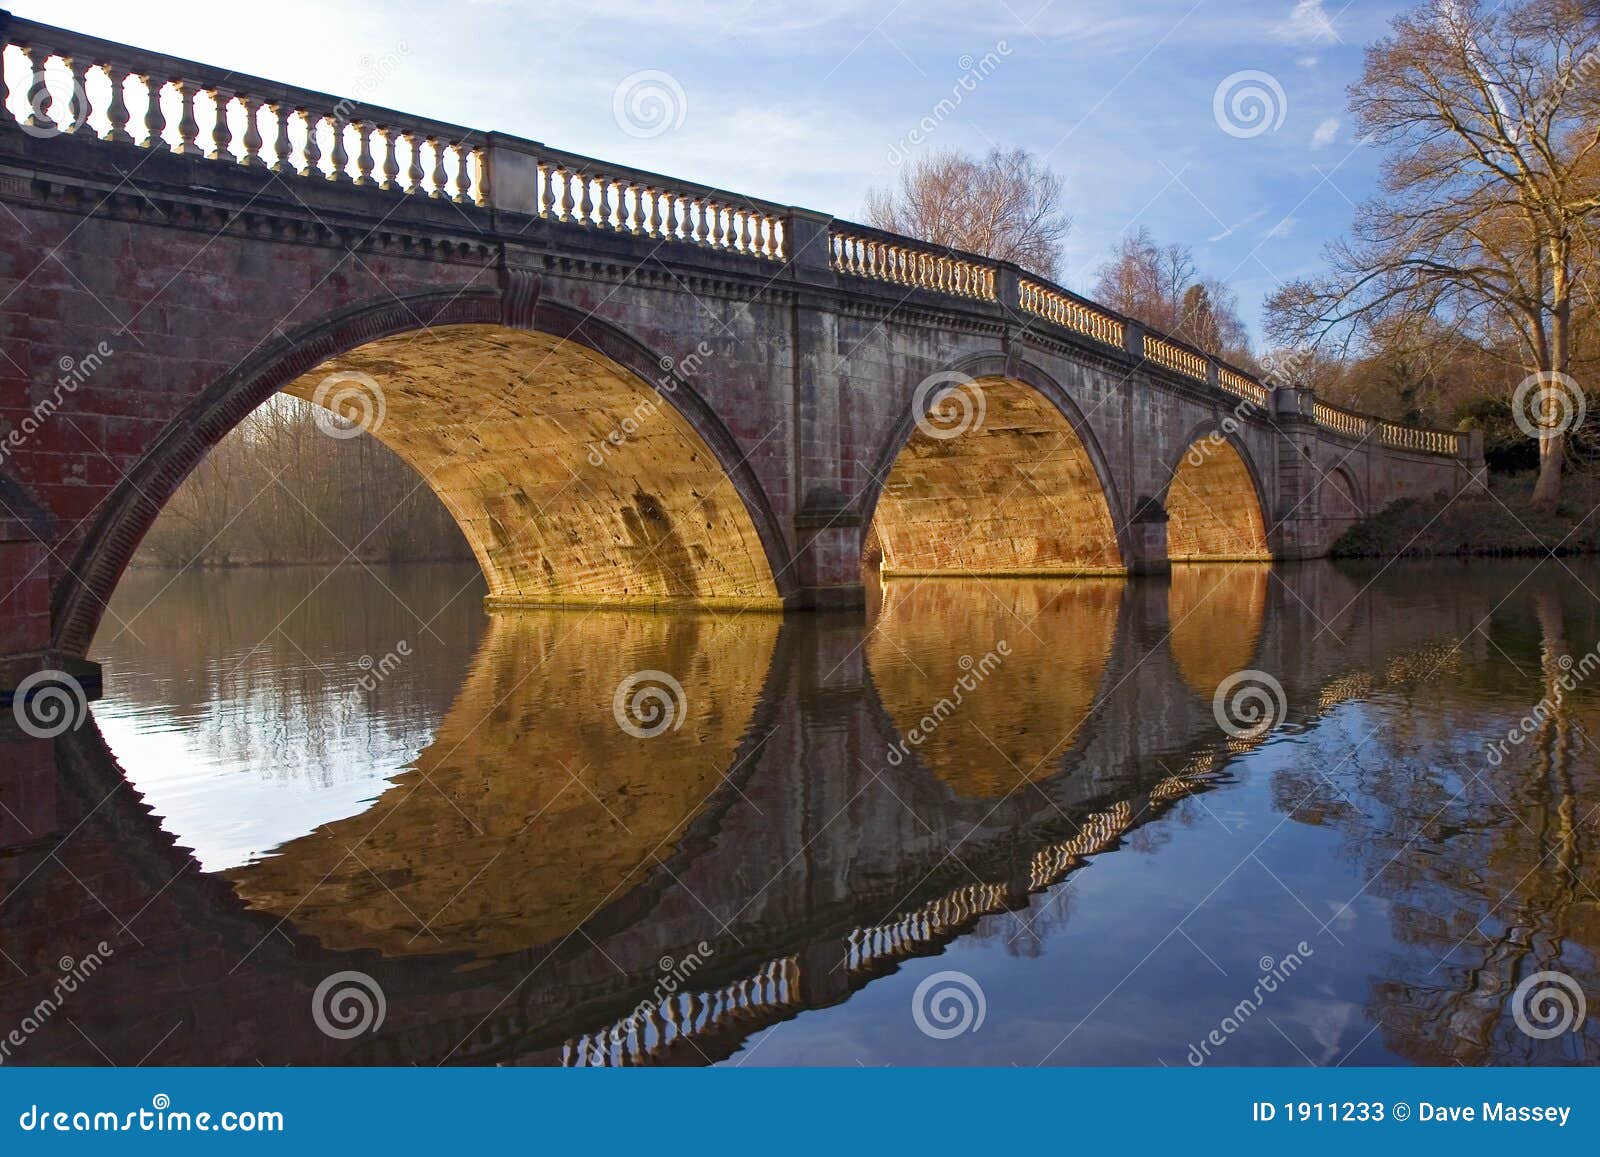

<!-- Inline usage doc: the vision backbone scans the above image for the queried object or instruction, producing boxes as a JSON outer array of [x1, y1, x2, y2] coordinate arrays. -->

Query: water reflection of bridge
[[0, 562, 1510, 1065]]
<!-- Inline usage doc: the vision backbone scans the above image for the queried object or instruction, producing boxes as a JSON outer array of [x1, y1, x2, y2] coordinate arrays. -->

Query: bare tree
[[864, 148, 1072, 278], [1093, 227, 1251, 360], [1266, 0, 1600, 509]]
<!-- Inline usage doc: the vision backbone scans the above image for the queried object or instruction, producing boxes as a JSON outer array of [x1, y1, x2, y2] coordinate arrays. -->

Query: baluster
[[238, 96, 264, 166], [66, 56, 93, 136], [663, 192, 679, 240], [428, 136, 448, 197], [533, 161, 551, 217], [596, 178, 613, 229], [708, 203, 725, 249], [404, 131, 424, 192], [22, 45, 54, 134], [352, 121, 374, 184], [743, 212, 759, 255], [554, 166, 573, 220], [327, 117, 351, 182], [646, 188, 662, 237], [689, 199, 706, 245], [577, 171, 594, 224], [454, 144, 475, 204], [0, 32, 11, 130], [207, 88, 233, 160], [380, 126, 401, 190], [174, 79, 200, 153], [139, 74, 167, 149], [101, 64, 132, 142], [299, 110, 322, 177]]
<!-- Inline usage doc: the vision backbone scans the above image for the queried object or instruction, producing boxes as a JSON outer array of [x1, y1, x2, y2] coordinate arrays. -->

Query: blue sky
[[19, 0, 1413, 341]]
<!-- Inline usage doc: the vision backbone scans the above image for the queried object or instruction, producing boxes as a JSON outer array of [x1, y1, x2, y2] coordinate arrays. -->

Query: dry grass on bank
[[1331, 472, 1600, 558]]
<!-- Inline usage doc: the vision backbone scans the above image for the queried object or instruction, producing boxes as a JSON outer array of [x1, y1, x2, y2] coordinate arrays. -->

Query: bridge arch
[[1162, 424, 1273, 562], [859, 355, 1129, 577], [54, 291, 794, 654]]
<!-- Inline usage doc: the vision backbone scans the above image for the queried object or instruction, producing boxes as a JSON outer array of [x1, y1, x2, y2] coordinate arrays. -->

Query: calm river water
[[5, 559, 1598, 1065]]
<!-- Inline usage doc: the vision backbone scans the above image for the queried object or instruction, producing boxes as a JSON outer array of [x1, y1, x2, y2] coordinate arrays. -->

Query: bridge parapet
[[0, 9, 1475, 468]]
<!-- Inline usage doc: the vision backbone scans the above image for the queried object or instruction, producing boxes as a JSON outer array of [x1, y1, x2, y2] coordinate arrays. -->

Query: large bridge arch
[[858, 355, 1131, 577], [1161, 424, 1274, 562], [53, 291, 795, 654]]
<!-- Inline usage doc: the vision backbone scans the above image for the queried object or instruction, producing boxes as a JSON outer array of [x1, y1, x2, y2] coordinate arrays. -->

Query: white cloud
[[1275, 0, 1337, 46], [1265, 217, 1297, 240], [1310, 117, 1340, 149]]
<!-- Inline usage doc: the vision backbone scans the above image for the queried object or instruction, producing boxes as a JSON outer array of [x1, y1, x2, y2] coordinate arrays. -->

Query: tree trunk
[[1530, 278, 1574, 513]]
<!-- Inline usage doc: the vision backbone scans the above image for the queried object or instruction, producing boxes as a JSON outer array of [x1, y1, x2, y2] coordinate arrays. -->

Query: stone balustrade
[[1018, 279, 1126, 348], [0, 13, 484, 200], [829, 224, 998, 300], [0, 9, 1473, 461]]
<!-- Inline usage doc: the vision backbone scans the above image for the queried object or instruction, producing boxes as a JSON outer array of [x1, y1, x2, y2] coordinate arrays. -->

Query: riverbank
[[1332, 472, 1600, 558]]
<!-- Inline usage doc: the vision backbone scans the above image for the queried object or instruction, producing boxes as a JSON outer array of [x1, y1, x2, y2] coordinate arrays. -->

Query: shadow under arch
[[53, 291, 796, 656], [859, 355, 1130, 577], [1162, 424, 1273, 561], [865, 577, 1124, 798]]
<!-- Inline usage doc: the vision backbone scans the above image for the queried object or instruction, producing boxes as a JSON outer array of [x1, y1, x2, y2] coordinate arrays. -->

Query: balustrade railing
[[1, 12, 1473, 460], [0, 15, 485, 200], [829, 225, 997, 300], [509, 143, 787, 259], [1017, 279, 1124, 349]]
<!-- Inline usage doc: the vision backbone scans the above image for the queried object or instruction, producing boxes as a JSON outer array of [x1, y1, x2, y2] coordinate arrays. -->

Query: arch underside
[[1166, 440, 1272, 562], [283, 324, 780, 609], [870, 377, 1124, 576]]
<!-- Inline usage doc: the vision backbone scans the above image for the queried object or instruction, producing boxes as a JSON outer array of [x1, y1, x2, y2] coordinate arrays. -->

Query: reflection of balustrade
[[847, 883, 1009, 972], [564, 956, 800, 1067]]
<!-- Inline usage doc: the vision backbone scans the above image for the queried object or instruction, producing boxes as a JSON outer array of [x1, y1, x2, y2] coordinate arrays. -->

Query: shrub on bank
[[1331, 472, 1600, 558]]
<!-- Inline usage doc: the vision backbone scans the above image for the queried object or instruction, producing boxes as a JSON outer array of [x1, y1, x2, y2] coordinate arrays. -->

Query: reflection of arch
[[1163, 429, 1272, 561], [226, 608, 782, 957], [860, 358, 1128, 576], [54, 292, 793, 655], [865, 578, 1121, 797], [1168, 563, 1270, 697]]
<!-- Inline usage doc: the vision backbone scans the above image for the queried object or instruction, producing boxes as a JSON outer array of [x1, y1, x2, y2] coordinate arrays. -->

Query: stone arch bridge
[[0, 12, 1484, 689]]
